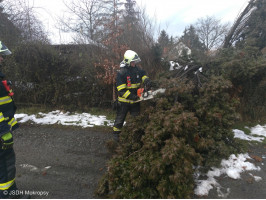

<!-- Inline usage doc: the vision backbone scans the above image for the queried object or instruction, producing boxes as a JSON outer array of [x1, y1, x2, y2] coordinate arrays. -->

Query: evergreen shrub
[[2, 42, 113, 110], [217, 47, 266, 120], [97, 75, 240, 198]]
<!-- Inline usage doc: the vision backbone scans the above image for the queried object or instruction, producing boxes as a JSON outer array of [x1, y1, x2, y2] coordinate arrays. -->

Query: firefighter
[[113, 50, 151, 141], [0, 41, 28, 199]]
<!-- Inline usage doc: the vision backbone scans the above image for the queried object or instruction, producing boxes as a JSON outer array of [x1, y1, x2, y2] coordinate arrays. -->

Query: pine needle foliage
[[213, 46, 266, 120], [97, 75, 240, 198]]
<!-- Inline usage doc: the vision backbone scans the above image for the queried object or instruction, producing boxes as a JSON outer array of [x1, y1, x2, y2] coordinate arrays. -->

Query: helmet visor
[[0, 43, 12, 55], [131, 54, 141, 63]]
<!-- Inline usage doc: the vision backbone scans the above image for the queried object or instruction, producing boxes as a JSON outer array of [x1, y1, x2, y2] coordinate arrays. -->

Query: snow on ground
[[20, 164, 51, 173], [15, 110, 114, 128], [194, 154, 261, 197], [195, 124, 266, 197], [14, 110, 266, 197], [233, 124, 266, 142]]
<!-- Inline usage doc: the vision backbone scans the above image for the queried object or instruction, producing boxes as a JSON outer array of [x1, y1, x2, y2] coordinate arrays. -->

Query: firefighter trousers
[[113, 102, 140, 134], [0, 148, 17, 199]]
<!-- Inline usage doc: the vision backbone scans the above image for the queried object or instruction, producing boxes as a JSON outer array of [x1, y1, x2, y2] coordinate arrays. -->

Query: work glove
[[0, 132, 14, 149]]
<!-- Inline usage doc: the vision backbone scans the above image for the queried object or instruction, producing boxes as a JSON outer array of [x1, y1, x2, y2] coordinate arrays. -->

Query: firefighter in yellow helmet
[[0, 41, 29, 199], [113, 50, 151, 141]]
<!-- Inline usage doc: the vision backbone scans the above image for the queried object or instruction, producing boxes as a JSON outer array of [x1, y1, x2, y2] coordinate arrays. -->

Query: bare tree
[[0, 0, 20, 46], [195, 16, 230, 51], [57, 0, 123, 44], [3, 0, 49, 43], [136, 5, 156, 49]]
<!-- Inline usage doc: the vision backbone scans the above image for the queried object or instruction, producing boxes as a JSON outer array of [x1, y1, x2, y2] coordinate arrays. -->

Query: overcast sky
[[32, 0, 249, 44]]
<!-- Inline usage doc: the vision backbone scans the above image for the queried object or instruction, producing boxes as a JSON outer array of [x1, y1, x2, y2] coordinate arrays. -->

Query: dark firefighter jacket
[[0, 79, 18, 137], [116, 65, 149, 104], [0, 78, 18, 196]]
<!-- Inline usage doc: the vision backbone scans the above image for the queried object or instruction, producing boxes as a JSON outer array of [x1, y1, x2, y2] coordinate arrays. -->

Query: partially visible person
[[0, 41, 29, 199]]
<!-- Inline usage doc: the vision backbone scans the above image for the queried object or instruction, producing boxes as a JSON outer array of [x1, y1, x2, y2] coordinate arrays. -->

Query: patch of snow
[[254, 176, 262, 182], [195, 123, 265, 196], [15, 110, 114, 128], [20, 164, 38, 172], [249, 173, 262, 182], [195, 153, 261, 197], [233, 129, 265, 142], [221, 154, 261, 179], [217, 187, 230, 198], [20, 164, 52, 173], [250, 124, 266, 137], [43, 166, 51, 170]]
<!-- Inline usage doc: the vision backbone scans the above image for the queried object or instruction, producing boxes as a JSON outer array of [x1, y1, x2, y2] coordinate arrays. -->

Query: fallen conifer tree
[[97, 67, 241, 198]]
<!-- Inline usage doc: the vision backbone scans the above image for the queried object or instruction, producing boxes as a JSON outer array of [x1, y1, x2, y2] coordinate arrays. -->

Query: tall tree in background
[[156, 29, 175, 60], [157, 30, 171, 54], [180, 25, 204, 50], [58, 0, 110, 44], [3, 0, 49, 43], [101, 0, 125, 56], [179, 25, 206, 63], [120, 0, 142, 50], [124, 0, 138, 19], [158, 30, 170, 48], [195, 16, 229, 51], [58, 0, 127, 46], [0, 0, 20, 46], [94, 0, 127, 101], [120, 0, 154, 51]]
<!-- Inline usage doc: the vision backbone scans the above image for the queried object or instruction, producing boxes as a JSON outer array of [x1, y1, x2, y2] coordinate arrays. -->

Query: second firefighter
[[113, 50, 151, 140]]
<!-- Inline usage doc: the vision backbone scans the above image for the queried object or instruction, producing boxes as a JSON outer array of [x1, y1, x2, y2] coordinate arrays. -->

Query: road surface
[[14, 124, 112, 199], [13, 124, 266, 199]]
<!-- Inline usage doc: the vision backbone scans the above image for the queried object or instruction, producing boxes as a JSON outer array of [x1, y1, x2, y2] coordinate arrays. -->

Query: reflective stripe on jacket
[[116, 66, 149, 104], [0, 80, 18, 136], [0, 96, 12, 105], [0, 178, 15, 190], [0, 112, 18, 137]]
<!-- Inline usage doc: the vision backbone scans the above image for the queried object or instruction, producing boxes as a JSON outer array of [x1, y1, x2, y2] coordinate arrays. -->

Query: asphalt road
[[12, 124, 266, 199], [206, 143, 266, 199], [13, 124, 113, 199]]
